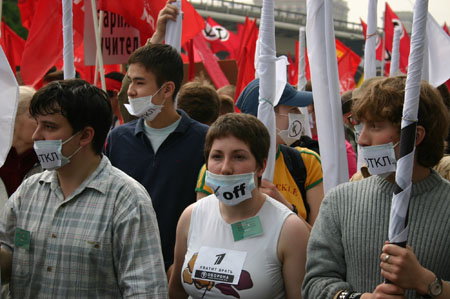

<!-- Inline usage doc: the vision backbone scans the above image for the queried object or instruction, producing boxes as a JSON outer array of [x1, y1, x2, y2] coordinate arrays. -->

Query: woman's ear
[[415, 125, 426, 146], [256, 158, 267, 177], [79, 127, 95, 148]]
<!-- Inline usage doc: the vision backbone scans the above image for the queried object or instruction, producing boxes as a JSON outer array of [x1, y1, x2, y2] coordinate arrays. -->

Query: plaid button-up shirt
[[0, 156, 168, 298]]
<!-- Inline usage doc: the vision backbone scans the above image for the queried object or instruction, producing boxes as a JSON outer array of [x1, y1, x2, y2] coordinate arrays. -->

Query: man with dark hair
[[177, 81, 220, 125], [103, 71, 125, 129], [105, 13, 208, 272], [302, 76, 450, 299], [0, 79, 168, 298]]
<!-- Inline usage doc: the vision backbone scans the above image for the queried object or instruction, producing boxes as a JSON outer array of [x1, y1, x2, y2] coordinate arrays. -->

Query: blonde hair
[[17, 86, 36, 115]]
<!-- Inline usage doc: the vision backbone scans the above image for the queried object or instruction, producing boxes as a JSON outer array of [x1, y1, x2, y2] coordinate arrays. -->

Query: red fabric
[[287, 51, 297, 86], [0, 148, 38, 197], [384, 2, 410, 75], [181, 0, 206, 46], [234, 17, 258, 106], [360, 18, 384, 61], [21, 0, 64, 87], [0, 21, 25, 73], [186, 39, 195, 82], [99, 0, 204, 47], [444, 23, 450, 36], [18, 0, 38, 30], [335, 38, 361, 93], [192, 33, 229, 89], [203, 16, 239, 59]]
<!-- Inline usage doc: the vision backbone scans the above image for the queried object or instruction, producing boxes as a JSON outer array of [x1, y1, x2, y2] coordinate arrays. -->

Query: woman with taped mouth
[[169, 113, 309, 299]]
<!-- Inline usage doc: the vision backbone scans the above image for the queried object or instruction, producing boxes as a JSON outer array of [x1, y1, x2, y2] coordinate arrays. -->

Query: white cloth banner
[[364, 0, 377, 79], [62, 0, 75, 79], [258, 0, 277, 182], [297, 27, 312, 137], [306, 0, 348, 193], [389, 0, 428, 244], [165, 0, 182, 53], [423, 13, 450, 87], [0, 45, 19, 168], [390, 26, 402, 77]]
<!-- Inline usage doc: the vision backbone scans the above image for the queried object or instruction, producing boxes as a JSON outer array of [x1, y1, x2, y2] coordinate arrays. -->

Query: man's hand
[[260, 179, 292, 209], [148, 0, 179, 45], [380, 242, 435, 294], [360, 283, 405, 299]]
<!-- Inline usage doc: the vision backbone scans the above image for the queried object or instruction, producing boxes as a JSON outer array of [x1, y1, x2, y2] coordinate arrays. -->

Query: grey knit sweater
[[302, 170, 450, 299]]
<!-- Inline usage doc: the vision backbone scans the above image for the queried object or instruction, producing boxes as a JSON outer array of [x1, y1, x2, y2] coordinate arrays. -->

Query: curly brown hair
[[352, 76, 449, 168]]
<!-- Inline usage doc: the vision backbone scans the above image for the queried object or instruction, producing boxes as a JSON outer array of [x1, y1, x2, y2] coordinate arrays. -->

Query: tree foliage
[[2, 0, 28, 39]]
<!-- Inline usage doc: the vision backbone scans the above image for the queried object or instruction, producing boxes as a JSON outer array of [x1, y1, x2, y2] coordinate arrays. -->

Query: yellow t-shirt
[[195, 146, 323, 220]]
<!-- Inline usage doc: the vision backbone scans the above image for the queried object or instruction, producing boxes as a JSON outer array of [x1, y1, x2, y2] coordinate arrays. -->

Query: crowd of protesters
[[1, 1, 450, 298]]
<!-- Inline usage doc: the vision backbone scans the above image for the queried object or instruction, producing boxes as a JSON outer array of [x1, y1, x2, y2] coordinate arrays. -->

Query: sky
[[346, 0, 450, 28]]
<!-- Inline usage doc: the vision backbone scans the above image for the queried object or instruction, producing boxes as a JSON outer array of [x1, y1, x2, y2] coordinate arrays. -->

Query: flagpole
[[90, 0, 106, 91], [381, 31, 385, 76], [389, 0, 428, 250], [258, 0, 277, 182], [363, 0, 377, 79], [165, 0, 182, 52], [297, 26, 312, 138], [389, 26, 402, 76], [306, 0, 349, 192], [94, 10, 104, 86], [62, 0, 75, 79]]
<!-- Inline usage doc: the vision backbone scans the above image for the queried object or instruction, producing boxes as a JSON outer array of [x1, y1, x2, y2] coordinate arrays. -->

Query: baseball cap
[[236, 78, 313, 116]]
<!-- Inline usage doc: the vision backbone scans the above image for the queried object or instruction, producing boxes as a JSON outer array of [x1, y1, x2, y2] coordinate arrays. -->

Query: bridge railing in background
[[190, 0, 363, 34]]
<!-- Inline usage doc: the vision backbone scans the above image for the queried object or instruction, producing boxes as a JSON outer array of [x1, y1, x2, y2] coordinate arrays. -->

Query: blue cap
[[236, 78, 313, 116]]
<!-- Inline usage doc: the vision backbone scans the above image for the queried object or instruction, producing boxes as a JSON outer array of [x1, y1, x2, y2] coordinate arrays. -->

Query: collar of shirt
[[38, 155, 110, 197], [134, 109, 192, 137]]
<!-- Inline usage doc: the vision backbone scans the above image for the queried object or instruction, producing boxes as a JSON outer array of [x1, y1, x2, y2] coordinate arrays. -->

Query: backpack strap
[[279, 144, 311, 221]]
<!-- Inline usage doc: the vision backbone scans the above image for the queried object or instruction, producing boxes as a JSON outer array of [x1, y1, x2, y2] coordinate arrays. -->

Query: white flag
[[0, 45, 19, 167], [306, 0, 348, 192], [424, 13, 450, 87], [165, 0, 183, 52]]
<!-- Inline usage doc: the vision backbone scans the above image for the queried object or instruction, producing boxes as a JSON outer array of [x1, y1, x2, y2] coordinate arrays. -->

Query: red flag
[[0, 21, 26, 73], [444, 23, 450, 36], [21, 0, 83, 87], [335, 38, 361, 93], [360, 18, 384, 61], [384, 2, 410, 75], [202, 17, 239, 59], [234, 17, 258, 105], [18, 0, 38, 30], [287, 50, 297, 86], [99, 0, 204, 46], [192, 33, 229, 89]]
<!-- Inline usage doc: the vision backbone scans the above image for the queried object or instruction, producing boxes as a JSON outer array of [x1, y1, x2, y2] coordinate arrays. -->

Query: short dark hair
[[218, 94, 235, 115], [352, 76, 449, 168], [30, 79, 112, 155], [178, 81, 219, 125], [128, 43, 183, 99], [204, 113, 270, 170]]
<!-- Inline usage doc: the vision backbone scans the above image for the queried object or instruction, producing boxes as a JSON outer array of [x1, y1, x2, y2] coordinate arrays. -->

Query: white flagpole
[[389, 0, 428, 246], [364, 0, 377, 80], [258, 0, 277, 182], [62, 0, 75, 79], [307, 0, 349, 192], [389, 26, 402, 77], [90, 0, 106, 91], [297, 26, 312, 138], [93, 10, 104, 86]]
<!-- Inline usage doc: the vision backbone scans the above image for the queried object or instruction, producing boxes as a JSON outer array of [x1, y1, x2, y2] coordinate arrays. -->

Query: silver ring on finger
[[384, 254, 390, 263]]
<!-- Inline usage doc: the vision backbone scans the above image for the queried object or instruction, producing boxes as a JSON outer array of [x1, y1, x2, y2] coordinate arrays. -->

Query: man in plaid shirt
[[0, 80, 168, 298]]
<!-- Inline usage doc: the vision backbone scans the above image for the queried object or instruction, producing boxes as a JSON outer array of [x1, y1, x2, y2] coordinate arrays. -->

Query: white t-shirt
[[182, 195, 293, 299], [143, 117, 181, 153]]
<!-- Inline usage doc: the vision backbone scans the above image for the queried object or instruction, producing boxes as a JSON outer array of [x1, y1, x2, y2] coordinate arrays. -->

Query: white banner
[[84, 5, 140, 65], [0, 45, 19, 168]]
